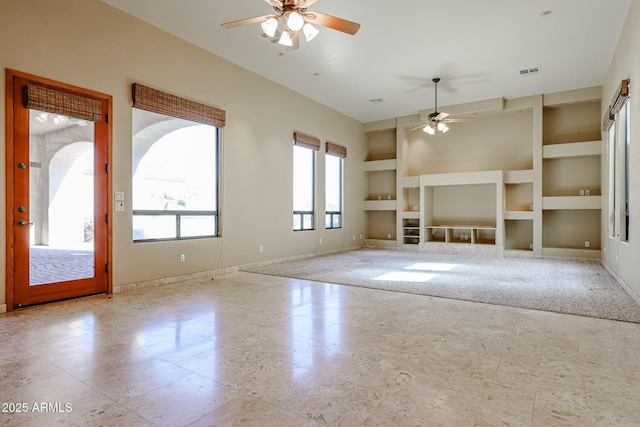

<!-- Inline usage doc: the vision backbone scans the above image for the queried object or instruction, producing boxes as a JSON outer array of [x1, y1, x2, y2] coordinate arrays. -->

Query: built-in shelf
[[542, 195, 602, 210], [425, 225, 496, 245], [542, 140, 601, 159], [401, 211, 420, 219], [504, 211, 534, 220], [503, 169, 534, 184], [364, 199, 396, 211], [364, 159, 397, 172]]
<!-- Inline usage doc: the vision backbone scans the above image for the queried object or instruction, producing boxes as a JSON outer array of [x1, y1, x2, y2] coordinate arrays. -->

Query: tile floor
[[1, 271, 640, 426]]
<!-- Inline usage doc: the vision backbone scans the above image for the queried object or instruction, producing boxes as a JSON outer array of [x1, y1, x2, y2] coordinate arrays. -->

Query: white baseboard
[[602, 261, 640, 308]]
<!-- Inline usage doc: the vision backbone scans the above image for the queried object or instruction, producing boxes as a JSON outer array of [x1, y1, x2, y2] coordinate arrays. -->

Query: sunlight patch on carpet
[[405, 262, 457, 272], [373, 271, 438, 282]]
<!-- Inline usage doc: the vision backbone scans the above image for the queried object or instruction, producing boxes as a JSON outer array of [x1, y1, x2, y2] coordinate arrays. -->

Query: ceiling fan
[[221, 0, 361, 51], [411, 78, 473, 135]]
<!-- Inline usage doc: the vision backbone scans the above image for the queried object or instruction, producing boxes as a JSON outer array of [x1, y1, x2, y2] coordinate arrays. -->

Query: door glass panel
[[29, 109, 95, 285]]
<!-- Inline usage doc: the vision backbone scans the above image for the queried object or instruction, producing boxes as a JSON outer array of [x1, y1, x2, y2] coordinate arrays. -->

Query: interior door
[[7, 71, 111, 308]]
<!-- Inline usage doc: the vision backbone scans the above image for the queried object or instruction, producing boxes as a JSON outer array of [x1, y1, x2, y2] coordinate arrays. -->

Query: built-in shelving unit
[[541, 93, 602, 258], [402, 218, 420, 245], [364, 119, 397, 247], [362, 86, 603, 259], [503, 169, 534, 252]]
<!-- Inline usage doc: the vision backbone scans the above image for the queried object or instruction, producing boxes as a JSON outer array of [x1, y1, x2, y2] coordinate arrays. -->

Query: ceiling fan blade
[[222, 15, 272, 29], [287, 31, 300, 51], [261, 30, 281, 43], [443, 118, 474, 123], [408, 124, 427, 132], [434, 112, 450, 121], [264, 0, 283, 9], [298, 0, 319, 8], [305, 11, 361, 35]]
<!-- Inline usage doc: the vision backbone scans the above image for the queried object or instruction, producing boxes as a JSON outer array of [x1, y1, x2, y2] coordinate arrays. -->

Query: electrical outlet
[[529, 243, 533, 250], [387, 234, 392, 239], [180, 254, 185, 262], [580, 189, 585, 196], [585, 241, 590, 248], [353, 235, 356, 240], [319, 238, 322, 244], [259, 245, 263, 252], [585, 189, 590, 196]]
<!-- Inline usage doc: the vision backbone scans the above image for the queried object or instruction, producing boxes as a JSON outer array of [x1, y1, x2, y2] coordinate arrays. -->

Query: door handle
[[17, 220, 32, 226]]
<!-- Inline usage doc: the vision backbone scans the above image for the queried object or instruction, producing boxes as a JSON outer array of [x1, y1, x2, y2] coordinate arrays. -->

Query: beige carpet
[[242, 248, 640, 323]]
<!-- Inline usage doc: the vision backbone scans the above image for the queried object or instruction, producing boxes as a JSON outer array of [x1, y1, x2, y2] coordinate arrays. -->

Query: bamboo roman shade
[[25, 84, 102, 122], [326, 142, 347, 158], [602, 79, 630, 131], [132, 83, 226, 128], [293, 132, 321, 150]]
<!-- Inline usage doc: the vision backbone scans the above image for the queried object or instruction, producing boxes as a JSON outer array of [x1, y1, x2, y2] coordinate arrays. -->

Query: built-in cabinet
[[364, 86, 602, 259]]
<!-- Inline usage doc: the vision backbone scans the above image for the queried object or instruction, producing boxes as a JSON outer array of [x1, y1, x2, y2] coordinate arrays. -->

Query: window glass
[[293, 145, 314, 231], [608, 122, 616, 239], [132, 109, 218, 241], [623, 99, 630, 242], [325, 154, 343, 229]]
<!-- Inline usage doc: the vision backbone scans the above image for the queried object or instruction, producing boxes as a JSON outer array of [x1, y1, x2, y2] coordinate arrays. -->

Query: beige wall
[[0, 0, 368, 305], [405, 108, 534, 176], [601, 0, 640, 296]]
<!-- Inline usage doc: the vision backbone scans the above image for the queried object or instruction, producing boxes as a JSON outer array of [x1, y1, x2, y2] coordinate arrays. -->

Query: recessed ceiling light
[[540, 10, 552, 17]]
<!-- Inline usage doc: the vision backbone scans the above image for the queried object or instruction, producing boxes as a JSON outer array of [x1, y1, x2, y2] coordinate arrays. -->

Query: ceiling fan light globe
[[278, 31, 294, 46], [286, 11, 304, 31], [437, 122, 449, 133], [424, 125, 436, 135], [261, 17, 278, 37], [303, 23, 319, 42]]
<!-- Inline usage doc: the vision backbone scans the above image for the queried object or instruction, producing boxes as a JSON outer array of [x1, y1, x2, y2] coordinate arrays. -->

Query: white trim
[[602, 260, 640, 308]]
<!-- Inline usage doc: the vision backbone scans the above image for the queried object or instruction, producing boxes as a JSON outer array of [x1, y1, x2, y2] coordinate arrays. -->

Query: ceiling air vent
[[520, 67, 540, 76], [369, 98, 384, 104]]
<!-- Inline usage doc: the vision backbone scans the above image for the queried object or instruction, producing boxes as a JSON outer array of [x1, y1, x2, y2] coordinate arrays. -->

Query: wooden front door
[[6, 70, 111, 309]]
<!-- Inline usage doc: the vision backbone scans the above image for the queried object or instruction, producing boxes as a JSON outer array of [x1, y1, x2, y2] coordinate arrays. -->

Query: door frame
[[5, 69, 113, 310]]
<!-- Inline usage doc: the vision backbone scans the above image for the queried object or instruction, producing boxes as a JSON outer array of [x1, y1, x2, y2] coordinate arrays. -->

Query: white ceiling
[[101, 0, 631, 123]]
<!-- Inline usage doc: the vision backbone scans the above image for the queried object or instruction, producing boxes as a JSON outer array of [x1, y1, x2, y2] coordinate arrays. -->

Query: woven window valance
[[603, 79, 630, 131], [293, 132, 321, 150], [132, 83, 226, 128], [326, 142, 347, 158], [25, 84, 102, 122]]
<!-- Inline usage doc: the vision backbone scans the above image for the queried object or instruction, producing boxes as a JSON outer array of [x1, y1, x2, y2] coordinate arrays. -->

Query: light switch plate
[[115, 191, 125, 201], [115, 201, 125, 212]]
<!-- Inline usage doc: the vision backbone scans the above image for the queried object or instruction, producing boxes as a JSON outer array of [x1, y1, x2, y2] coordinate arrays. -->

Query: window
[[622, 99, 631, 242], [325, 142, 346, 229], [131, 84, 225, 242], [608, 122, 616, 239], [293, 144, 315, 231], [603, 79, 630, 243]]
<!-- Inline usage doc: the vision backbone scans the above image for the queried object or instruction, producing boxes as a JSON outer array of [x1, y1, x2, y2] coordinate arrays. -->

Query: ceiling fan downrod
[[432, 77, 440, 118]]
